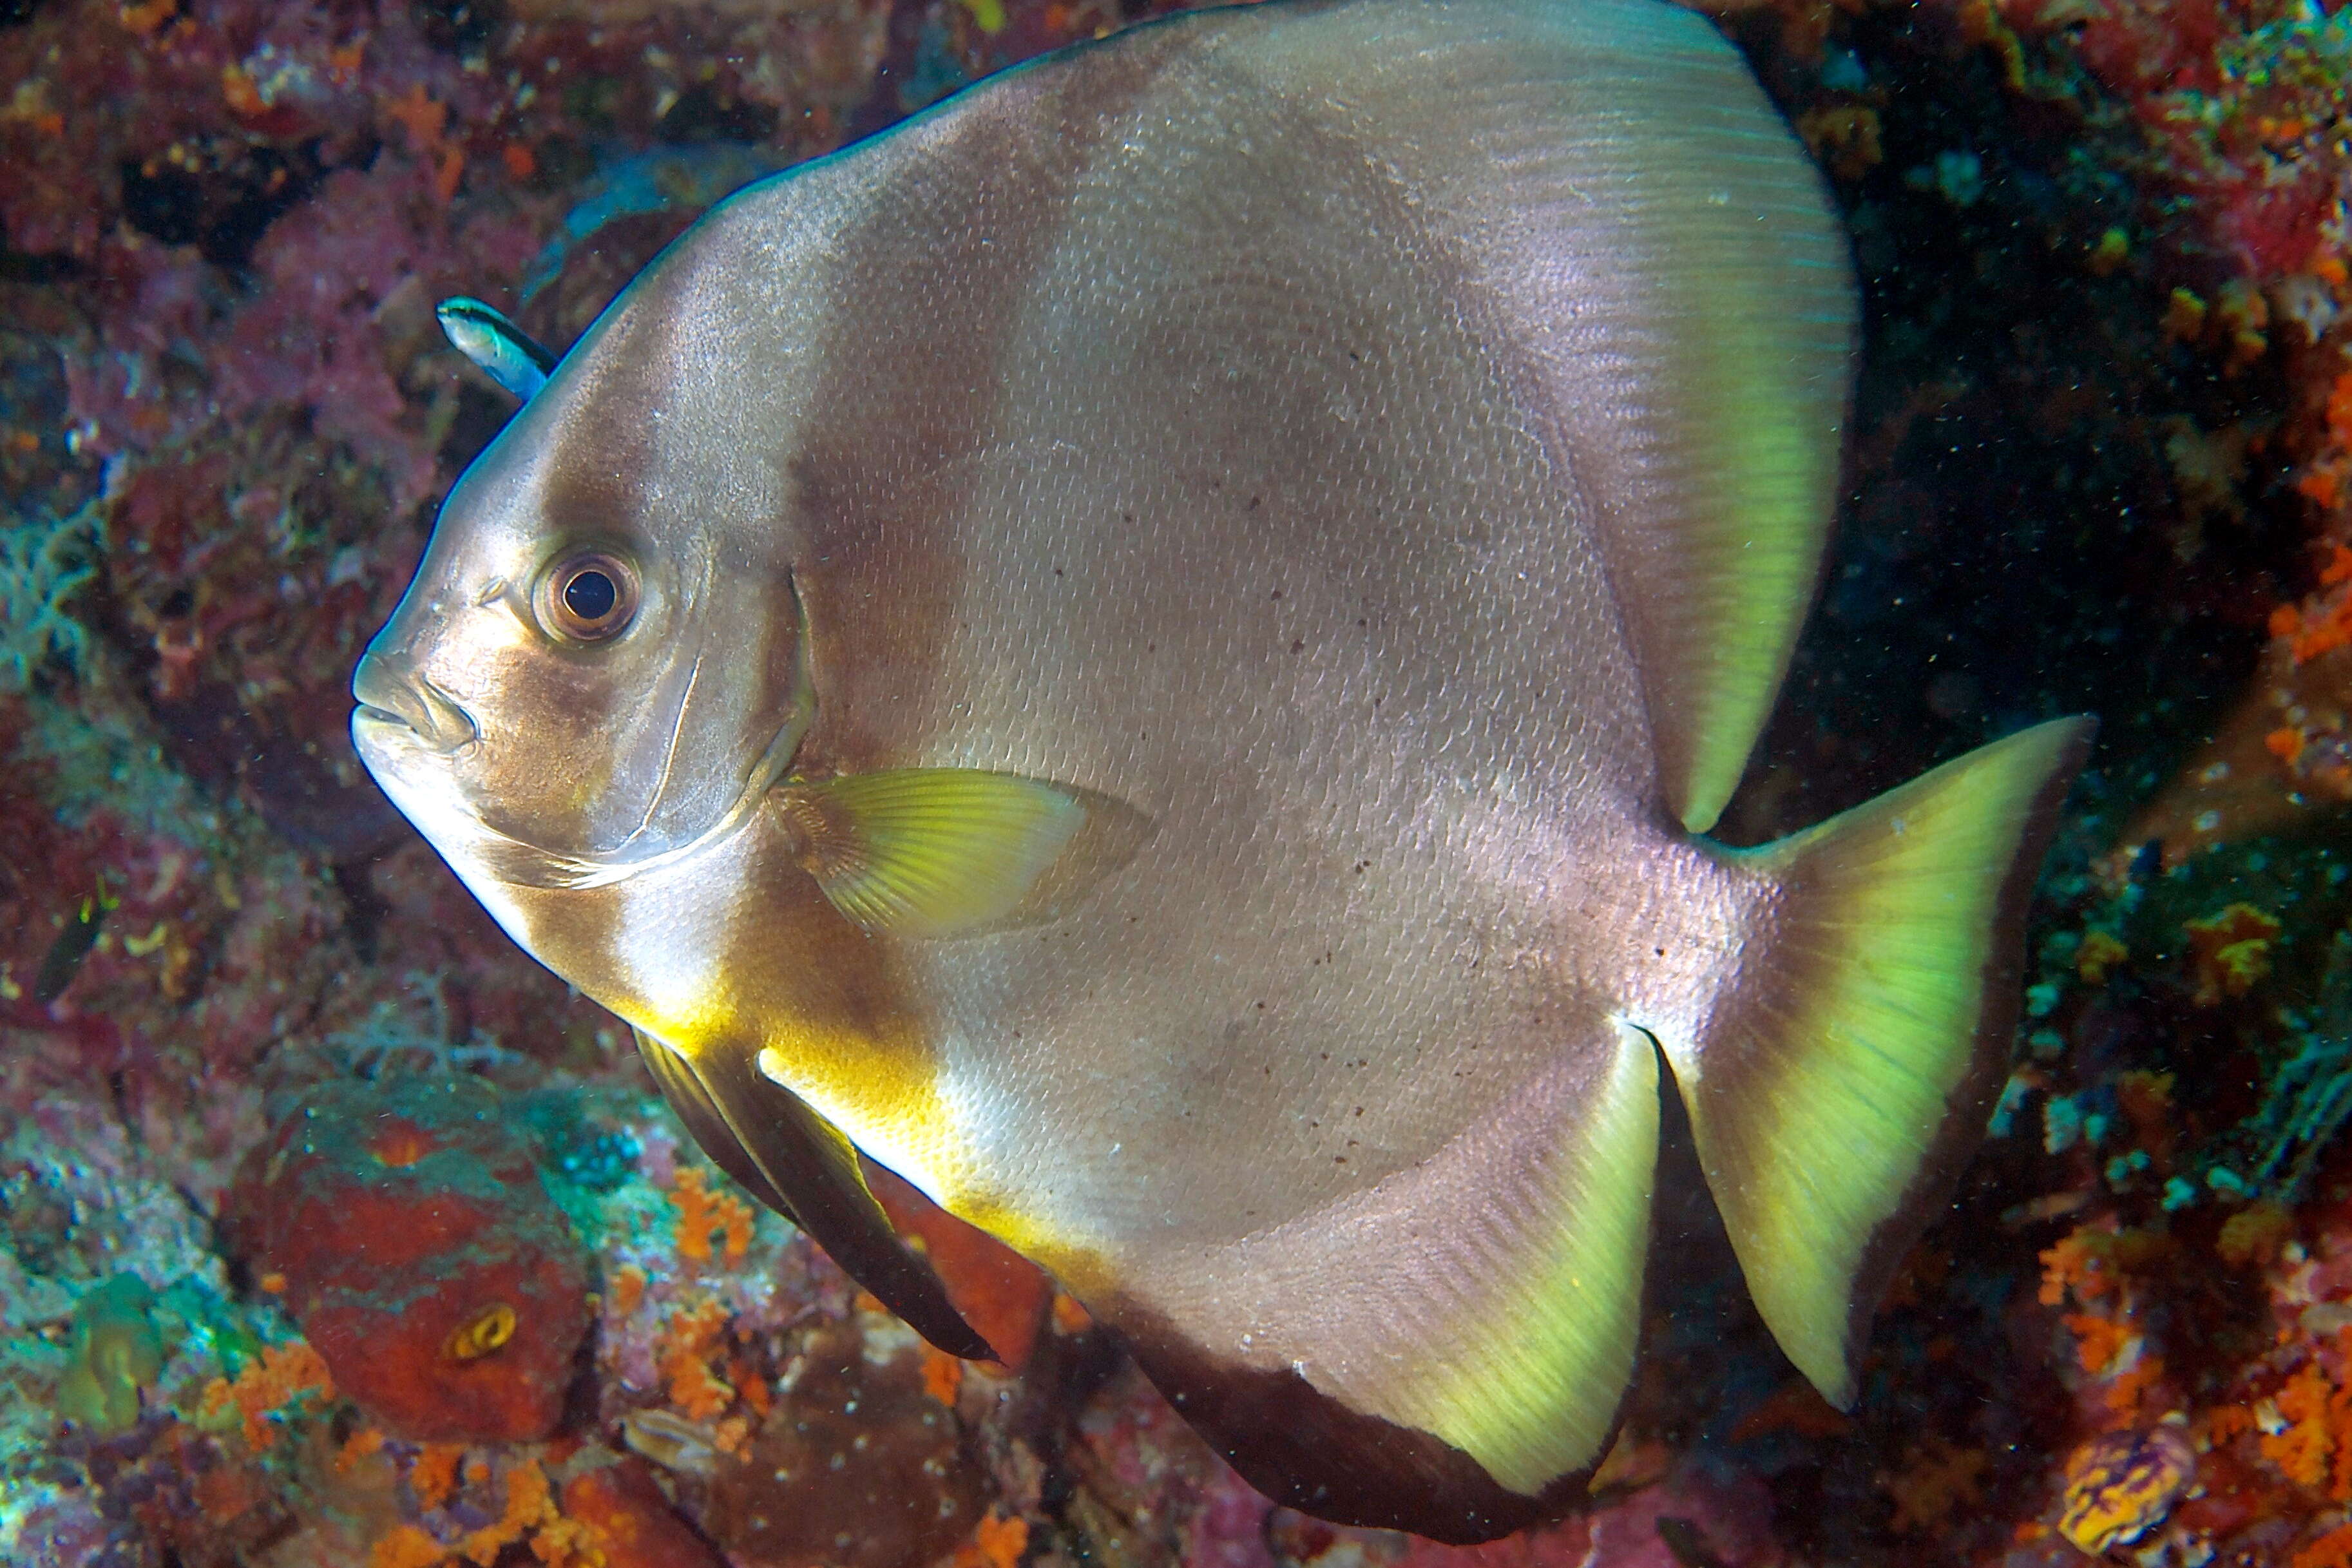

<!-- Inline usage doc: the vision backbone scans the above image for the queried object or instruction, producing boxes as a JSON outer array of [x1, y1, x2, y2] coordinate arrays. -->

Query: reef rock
[[225, 1076, 592, 1443]]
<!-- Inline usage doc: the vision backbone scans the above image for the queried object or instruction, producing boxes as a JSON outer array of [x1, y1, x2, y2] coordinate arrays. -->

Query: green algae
[[55, 1273, 166, 1435], [0, 501, 98, 693]]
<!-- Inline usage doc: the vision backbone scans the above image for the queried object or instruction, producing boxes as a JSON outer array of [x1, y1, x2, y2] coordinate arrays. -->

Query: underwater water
[[3, 0, 2352, 1562]]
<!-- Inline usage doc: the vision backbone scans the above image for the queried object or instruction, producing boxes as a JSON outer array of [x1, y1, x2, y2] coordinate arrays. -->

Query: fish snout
[[352, 651, 479, 754]]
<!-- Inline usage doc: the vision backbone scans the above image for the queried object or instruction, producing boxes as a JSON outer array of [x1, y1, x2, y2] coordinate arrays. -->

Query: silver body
[[344, 0, 2043, 1540]]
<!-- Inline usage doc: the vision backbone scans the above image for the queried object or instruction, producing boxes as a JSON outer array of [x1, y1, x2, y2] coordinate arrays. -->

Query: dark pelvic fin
[[634, 1024, 804, 1227], [632, 1028, 995, 1362], [1671, 717, 2093, 1404]]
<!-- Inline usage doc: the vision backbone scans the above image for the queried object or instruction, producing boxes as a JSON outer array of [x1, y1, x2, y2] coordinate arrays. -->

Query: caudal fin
[[1670, 717, 2092, 1405]]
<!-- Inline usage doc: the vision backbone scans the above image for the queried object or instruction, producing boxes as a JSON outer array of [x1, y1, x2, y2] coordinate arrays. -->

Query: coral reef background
[[1, 0, 2350, 1562]]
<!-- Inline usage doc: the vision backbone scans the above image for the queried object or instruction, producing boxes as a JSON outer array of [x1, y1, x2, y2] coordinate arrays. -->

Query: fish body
[[355, 0, 2089, 1541], [436, 296, 558, 400]]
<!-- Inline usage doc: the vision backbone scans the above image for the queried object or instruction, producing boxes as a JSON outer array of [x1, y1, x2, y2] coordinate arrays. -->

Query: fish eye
[[537, 549, 639, 643]]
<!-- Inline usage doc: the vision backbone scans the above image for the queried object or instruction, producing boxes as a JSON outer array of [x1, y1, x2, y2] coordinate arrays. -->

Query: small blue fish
[[435, 297, 557, 400]]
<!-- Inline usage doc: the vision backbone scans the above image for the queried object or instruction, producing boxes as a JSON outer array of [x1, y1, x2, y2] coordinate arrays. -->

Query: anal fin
[[1085, 1018, 1661, 1543], [631, 1028, 995, 1362]]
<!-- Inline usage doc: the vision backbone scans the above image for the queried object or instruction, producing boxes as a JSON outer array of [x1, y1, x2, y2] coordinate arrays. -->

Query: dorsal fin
[[1245, 0, 1855, 830]]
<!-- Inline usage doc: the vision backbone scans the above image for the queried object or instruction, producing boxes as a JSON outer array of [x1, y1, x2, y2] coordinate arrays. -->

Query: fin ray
[[1672, 717, 2092, 1403], [1238, 0, 1855, 832], [1085, 1018, 1661, 1540], [778, 769, 1088, 937]]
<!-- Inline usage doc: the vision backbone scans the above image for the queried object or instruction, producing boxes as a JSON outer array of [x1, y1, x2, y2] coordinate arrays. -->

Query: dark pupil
[[563, 568, 618, 623]]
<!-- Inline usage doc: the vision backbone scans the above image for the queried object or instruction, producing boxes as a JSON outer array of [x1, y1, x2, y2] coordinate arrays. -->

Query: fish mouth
[[351, 652, 479, 755]]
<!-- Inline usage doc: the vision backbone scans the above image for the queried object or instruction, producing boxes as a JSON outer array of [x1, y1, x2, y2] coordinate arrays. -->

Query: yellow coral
[[2204, 1403, 2257, 1446], [2271, 1339, 2352, 1504], [2299, 1522, 2352, 1568], [1953, 0, 2027, 88], [736, 1358, 772, 1416], [2163, 288, 2208, 342], [369, 1525, 446, 1568], [115, 0, 174, 35], [660, 1296, 735, 1420], [609, 1263, 647, 1317], [2264, 1364, 2336, 1489], [672, 1166, 754, 1265], [198, 1339, 334, 1452], [376, 1460, 592, 1568], [531, 1515, 600, 1568], [2087, 227, 2129, 276], [954, 1511, 1031, 1568], [2185, 903, 2281, 1005], [2218, 1201, 2295, 1267], [923, 1344, 966, 1408], [1793, 106, 1882, 182], [2275, 550, 2352, 661], [409, 1443, 465, 1511], [2105, 1353, 2166, 1420], [2040, 1225, 2123, 1308], [335, 1427, 387, 1475], [2215, 279, 2269, 373], [2064, 1312, 2133, 1376], [2078, 929, 2129, 984], [457, 1460, 556, 1566]]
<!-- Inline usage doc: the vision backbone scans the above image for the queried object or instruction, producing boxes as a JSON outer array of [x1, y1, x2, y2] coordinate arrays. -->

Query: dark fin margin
[[1098, 1296, 1588, 1545], [1826, 718, 2096, 1386], [1676, 717, 2093, 1404]]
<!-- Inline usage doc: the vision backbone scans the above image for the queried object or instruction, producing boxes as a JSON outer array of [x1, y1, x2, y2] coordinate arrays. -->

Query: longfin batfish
[[437, 296, 558, 400], [354, 0, 2091, 1542]]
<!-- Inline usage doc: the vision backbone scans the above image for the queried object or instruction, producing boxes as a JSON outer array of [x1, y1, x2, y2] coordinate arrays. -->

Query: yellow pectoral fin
[[777, 769, 1142, 938]]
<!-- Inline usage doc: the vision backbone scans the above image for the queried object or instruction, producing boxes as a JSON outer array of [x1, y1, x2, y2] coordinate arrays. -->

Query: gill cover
[[359, 385, 812, 868]]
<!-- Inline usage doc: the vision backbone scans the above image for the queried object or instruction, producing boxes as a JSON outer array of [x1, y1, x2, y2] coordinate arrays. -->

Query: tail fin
[[1669, 717, 2092, 1405]]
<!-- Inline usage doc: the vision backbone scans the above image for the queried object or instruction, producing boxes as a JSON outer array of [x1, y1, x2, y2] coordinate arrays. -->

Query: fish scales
[[356, 0, 2092, 1543]]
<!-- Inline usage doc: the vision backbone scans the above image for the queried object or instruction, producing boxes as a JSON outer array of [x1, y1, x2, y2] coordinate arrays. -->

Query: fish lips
[[350, 652, 493, 868], [349, 690, 531, 900], [352, 651, 480, 758]]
